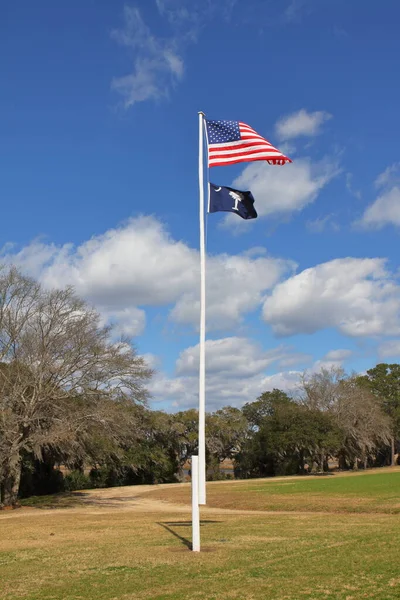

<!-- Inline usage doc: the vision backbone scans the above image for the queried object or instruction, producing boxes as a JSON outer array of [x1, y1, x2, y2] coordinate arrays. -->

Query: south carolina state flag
[[209, 184, 258, 220]]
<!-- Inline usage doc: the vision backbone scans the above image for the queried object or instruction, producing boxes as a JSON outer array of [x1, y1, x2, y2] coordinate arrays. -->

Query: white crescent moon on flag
[[214, 187, 221, 191]]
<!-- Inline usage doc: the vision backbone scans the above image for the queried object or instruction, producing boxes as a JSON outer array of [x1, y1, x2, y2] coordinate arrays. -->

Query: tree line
[[0, 266, 399, 508]]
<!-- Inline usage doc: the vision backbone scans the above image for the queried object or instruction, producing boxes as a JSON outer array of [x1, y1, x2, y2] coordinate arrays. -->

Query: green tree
[[171, 409, 199, 478], [237, 392, 341, 477], [206, 407, 248, 478], [242, 389, 292, 429], [263, 401, 341, 474]]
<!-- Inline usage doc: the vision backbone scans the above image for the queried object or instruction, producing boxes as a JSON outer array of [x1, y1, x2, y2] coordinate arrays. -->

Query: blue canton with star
[[206, 120, 241, 143]]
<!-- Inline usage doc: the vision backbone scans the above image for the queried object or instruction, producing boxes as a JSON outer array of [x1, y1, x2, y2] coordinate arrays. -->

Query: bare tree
[[300, 367, 392, 469], [300, 367, 345, 411], [335, 378, 392, 468], [0, 266, 152, 507]]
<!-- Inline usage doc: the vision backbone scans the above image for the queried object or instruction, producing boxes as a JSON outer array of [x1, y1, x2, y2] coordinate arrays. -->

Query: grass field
[[1, 468, 400, 600], [148, 469, 400, 514]]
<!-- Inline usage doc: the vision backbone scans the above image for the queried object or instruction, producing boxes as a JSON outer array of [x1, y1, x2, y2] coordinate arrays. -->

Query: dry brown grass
[[2, 469, 400, 599]]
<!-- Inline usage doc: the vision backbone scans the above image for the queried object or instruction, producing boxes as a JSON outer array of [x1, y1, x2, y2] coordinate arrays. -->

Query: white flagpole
[[191, 455, 200, 552], [198, 111, 206, 506]]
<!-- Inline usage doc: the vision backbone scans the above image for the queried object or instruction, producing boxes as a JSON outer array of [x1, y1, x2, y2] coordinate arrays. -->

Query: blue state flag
[[209, 184, 258, 220]]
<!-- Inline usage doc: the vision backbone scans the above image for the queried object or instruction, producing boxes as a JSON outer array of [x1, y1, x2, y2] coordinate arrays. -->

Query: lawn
[[147, 468, 400, 514], [1, 469, 400, 600]]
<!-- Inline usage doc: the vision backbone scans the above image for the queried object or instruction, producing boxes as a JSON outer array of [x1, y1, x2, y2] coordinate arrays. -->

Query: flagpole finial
[[198, 111, 205, 116]]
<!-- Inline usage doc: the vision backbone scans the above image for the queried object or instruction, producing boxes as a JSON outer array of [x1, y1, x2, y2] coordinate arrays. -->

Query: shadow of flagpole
[[157, 521, 222, 551]]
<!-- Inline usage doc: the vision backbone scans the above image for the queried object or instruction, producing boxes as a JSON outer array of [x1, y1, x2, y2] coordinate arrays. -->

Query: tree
[[168, 407, 249, 481], [237, 391, 341, 477], [260, 400, 341, 474], [357, 363, 400, 465], [237, 390, 293, 478], [300, 367, 344, 412], [242, 389, 292, 429], [334, 377, 392, 469], [171, 409, 199, 477], [205, 407, 248, 478], [0, 266, 152, 507], [300, 367, 392, 469]]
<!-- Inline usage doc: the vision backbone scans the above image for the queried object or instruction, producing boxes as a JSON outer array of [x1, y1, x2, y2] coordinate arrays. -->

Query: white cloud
[[170, 252, 295, 330], [232, 157, 339, 219], [150, 339, 353, 412], [141, 352, 161, 370], [378, 339, 400, 359], [150, 337, 349, 411], [323, 349, 353, 362], [275, 109, 332, 141], [262, 258, 400, 337], [0, 241, 60, 280], [34, 216, 197, 308], [150, 337, 310, 410], [176, 337, 290, 378], [359, 187, 400, 229], [106, 307, 146, 337], [0, 216, 293, 335], [111, 6, 184, 107], [312, 349, 353, 372]]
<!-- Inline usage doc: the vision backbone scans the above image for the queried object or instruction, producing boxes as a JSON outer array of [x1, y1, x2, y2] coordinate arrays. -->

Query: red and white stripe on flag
[[207, 122, 292, 168]]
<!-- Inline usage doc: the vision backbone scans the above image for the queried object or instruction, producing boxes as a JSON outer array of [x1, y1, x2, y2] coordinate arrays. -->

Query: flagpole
[[191, 455, 200, 551], [198, 111, 206, 506]]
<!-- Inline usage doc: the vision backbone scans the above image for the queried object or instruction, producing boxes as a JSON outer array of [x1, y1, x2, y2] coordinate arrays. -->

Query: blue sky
[[1, 0, 400, 411]]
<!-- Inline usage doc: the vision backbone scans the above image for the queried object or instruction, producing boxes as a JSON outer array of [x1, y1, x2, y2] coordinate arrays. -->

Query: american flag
[[205, 119, 292, 168]]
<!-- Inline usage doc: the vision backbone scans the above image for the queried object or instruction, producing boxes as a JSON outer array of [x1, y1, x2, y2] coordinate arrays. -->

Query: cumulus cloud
[[176, 337, 291, 378], [262, 258, 400, 337], [32, 216, 196, 308], [106, 307, 146, 337], [311, 349, 353, 372], [232, 157, 339, 219], [150, 338, 350, 411], [150, 337, 311, 410], [170, 251, 295, 330], [275, 109, 332, 141], [0, 216, 293, 335]]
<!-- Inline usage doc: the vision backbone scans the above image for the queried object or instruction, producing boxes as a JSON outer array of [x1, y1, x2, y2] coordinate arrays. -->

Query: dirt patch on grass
[[5, 467, 400, 524]]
